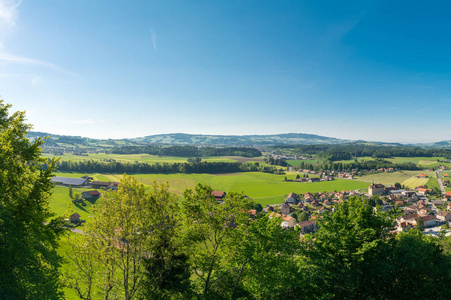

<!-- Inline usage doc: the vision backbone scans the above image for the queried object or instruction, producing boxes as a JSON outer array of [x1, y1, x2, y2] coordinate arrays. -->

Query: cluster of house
[[262, 190, 359, 234], [294, 169, 355, 180], [369, 183, 432, 197], [395, 206, 451, 232]]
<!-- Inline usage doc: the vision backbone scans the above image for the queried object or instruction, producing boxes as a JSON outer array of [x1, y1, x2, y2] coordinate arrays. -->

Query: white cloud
[[0, 52, 76, 76], [150, 29, 157, 52], [0, 0, 21, 27]]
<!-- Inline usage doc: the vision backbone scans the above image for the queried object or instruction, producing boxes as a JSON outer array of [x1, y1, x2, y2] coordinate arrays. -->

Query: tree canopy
[[0, 100, 63, 299]]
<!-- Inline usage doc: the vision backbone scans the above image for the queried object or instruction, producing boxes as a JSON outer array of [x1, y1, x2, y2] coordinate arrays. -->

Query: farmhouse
[[445, 191, 451, 199], [51, 176, 87, 187], [81, 190, 101, 200], [443, 173, 449, 177], [212, 191, 226, 201], [70, 213, 81, 223], [417, 174, 427, 178], [91, 181, 120, 189], [368, 183, 385, 196]]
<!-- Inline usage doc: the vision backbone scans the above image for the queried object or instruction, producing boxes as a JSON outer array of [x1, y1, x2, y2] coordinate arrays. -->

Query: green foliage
[[181, 184, 254, 296], [55, 159, 280, 174], [111, 145, 262, 158], [302, 196, 394, 299], [66, 175, 189, 299], [416, 215, 424, 231], [299, 211, 309, 222], [0, 100, 63, 299], [254, 203, 263, 212]]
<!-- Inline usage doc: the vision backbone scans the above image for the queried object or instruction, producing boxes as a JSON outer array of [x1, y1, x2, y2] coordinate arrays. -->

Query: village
[[53, 170, 451, 238]]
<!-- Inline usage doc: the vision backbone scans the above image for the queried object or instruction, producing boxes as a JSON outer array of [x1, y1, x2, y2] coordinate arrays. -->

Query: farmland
[[356, 170, 436, 189], [43, 152, 243, 164], [50, 171, 370, 214]]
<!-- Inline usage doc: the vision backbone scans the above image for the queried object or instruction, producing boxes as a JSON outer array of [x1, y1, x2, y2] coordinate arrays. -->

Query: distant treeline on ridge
[[272, 144, 451, 162], [110, 145, 262, 157]]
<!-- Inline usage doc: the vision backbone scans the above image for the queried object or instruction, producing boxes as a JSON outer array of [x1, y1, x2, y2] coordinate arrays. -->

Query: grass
[[337, 156, 375, 164], [49, 186, 103, 220], [287, 159, 318, 166], [356, 170, 437, 189], [44, 153, 239, 163], [51, 171, 369, 210]]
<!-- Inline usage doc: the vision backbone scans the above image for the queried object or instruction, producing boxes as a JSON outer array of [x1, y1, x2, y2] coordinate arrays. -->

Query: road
[[435, 170, 446, 196]]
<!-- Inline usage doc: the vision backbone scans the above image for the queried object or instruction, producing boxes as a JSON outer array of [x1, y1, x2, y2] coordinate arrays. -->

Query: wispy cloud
[[0, 52, 76, 76], [150, 29, 157, 52], [0, 0, 21, 27]]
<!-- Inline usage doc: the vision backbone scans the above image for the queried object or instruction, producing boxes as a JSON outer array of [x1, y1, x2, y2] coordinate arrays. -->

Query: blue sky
[[1, 0, 451, 143]]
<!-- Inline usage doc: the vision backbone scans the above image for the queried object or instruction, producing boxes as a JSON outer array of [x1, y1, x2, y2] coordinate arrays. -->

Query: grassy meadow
[[356, 170, 437, 189], [287, 159, 318, 166], [43, 152, 248, 164], [50, 171, 370, 214]]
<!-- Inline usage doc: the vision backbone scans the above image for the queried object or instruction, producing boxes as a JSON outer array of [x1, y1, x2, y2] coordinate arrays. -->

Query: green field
[[44, 153, 244, 164], [49, 186, 103, 220], [337, 156, 375, 164], [287, 159, 318, 166], [50, 171, 370, 212], [356, 170, 436, 189]]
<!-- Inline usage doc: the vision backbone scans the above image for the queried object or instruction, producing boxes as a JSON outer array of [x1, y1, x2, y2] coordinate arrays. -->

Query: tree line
[[110, 145, 262, 157], [293, 159, 421, 172], [271, 143, 451, 162], [55, 159, 282, 174]]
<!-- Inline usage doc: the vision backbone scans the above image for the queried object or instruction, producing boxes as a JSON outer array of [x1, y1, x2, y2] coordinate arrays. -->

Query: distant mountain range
[[27, 131, 451, 149]]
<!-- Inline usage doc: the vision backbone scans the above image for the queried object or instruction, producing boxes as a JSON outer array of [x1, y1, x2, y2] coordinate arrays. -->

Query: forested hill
[[27, 132, 349, 149], [131, 133, 349, 145], [27, 131, 451, 149]]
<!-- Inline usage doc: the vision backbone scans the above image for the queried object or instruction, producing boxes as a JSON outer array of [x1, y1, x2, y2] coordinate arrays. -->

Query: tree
[[181, 184, 253, 297], [298, 211, 309, 222], [254, 203, 263, 212], [416, 215, 424, 232], [69, 184, 74, 199], [67, 175, 188, 299], [0, 100, 63, 299], [296, 174, 300, 179], [301, 196, 394, 299]]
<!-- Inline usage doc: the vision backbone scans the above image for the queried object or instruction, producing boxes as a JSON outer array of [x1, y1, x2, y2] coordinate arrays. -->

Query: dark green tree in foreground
[[0, 100, 63, 299]]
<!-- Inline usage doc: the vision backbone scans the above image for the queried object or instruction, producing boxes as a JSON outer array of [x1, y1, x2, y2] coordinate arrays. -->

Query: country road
[[435, 170, 446, 196]]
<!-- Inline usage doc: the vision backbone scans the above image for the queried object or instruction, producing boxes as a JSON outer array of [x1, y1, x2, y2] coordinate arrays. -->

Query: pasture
[[49, 186, 103, 220], [287, 159, 318, 166], [43, 152, 243, 164], [50, 171, 370, 213], [356, 170, 437, 189]]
